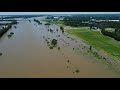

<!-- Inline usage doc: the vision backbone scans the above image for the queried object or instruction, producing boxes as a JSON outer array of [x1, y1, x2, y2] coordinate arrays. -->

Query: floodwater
[[0, 17, 120, 78]]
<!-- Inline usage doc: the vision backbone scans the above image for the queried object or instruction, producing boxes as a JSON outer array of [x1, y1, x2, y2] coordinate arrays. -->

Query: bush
[[10, 32, 14, 35], [50, 29, 53, 33], [75, 69, 79, 73], [60, 26, 64, 30], [0, 52, 2, 56], [8, 34, 12, 37], [49, 45, 53, 49], [89, 45, 92, 50], [34, 19, 42, 24], [58, 47, 60, 50], [45, 23, 50, 25], [51, 39, 57, 45]]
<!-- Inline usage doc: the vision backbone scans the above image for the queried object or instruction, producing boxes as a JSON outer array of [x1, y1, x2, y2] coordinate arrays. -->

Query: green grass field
[[65, 27, 120, 61], [43, 19, 64, 27]]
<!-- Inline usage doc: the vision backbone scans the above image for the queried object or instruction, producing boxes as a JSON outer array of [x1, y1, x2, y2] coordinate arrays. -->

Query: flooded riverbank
[[0, 17, 120, 78]]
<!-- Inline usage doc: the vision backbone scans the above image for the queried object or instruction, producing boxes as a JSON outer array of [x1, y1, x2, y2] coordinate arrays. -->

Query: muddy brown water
[[0, 18, 120, 78]]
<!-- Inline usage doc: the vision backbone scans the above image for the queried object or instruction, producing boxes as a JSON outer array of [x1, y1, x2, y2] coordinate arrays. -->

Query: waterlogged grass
[[65, 27, 120, 61]]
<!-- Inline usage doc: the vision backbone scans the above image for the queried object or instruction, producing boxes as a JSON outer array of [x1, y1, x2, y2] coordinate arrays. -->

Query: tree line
[[34, 19, 42, 24], [0, 21, 17, 37], [101, 29, 120, 41], [63, 16, 120, 41]]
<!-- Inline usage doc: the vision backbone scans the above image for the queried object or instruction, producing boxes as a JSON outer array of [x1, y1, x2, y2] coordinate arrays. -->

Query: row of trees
[[101, 29, 120, 41], [34, 19, 42, 24], [64, 16, 90, 27], [90, 21, 120, 29], [0, 21, 17, 37], [64, 16, 120, 28]]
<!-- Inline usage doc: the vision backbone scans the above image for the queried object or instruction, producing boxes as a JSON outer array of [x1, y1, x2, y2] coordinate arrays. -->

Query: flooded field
[[0, 17, 120, 78]]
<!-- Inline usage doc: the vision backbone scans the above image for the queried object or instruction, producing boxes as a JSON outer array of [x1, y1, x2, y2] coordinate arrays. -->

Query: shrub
[[0, 52, 2, 56], [75, 69, 79, 73], [89, 45, 92, 50], [51, 39, 57, 45], [8, 34, 12, 37], [58, 47, 60, 50], [10, 32, 14, 35], [49, 46, 53, 49]]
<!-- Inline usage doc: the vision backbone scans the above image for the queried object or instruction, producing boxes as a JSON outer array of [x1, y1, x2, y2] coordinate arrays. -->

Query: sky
[[0, 12, 120, 15]]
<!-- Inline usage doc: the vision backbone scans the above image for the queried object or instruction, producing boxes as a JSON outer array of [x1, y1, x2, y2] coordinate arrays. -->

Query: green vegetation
[[50, 29, 53, 33], [34, 19, 42, 24], [44, 17, 120, 62], [101, 29, 120, 41], [7, 32, 14, 38], [60, 26, 64, 33], [14, 26, 16, 28], [0, 52, 2, 56], [0, 25, 12, 37], [8, 34, 12, 37], [48, 39, 58, 49], [51, 39, 57, 45], [43, 19, 64, 27], [66, 27, 120, 61], [89, 45, 92, 51], [11, 21, 17, 24], [58, 47, 60, 50], [49, 45, 53, 49], [45, 23, 50, 25], [10, 32, 14, 35], [75, 69, 79, 73], [0, 21, 17, 38]]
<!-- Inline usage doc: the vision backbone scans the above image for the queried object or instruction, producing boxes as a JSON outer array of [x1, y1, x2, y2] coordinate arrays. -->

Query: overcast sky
[[0, 12, 120, 15]]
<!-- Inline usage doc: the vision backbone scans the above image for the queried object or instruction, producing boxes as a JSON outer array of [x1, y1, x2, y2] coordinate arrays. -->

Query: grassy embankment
[[44, 19, 120, 62]]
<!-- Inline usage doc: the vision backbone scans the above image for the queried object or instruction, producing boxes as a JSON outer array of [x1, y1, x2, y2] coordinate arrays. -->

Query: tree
[[51, 39, 57, 45]]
